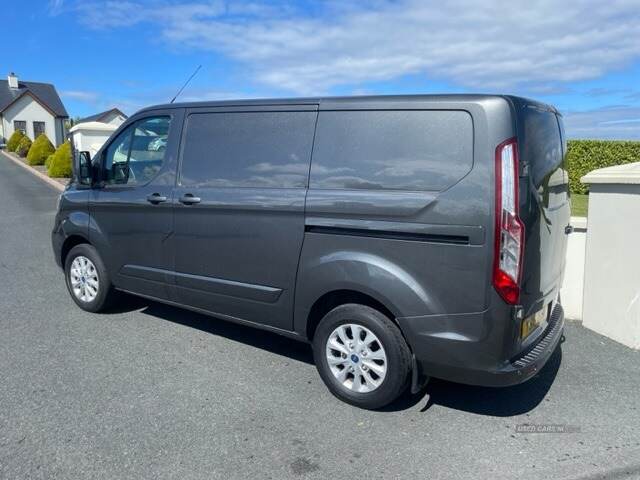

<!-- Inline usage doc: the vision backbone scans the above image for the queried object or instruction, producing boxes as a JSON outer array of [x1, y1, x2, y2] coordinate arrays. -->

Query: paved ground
[[1, 155, 639, 480]]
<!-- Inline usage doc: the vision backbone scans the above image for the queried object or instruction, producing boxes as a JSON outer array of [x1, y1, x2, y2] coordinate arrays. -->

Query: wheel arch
[[60, 234, 91, 267], [293, 249, 437, 339], [304, 289, 397, 341]]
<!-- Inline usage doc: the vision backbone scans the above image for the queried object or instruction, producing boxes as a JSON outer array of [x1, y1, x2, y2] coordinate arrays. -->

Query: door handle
[[179, 194, 201, 205], [146, 193, 167, 204]]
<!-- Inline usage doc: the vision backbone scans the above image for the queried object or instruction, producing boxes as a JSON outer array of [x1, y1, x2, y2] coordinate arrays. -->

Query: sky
[[3, 0, 640, 139]]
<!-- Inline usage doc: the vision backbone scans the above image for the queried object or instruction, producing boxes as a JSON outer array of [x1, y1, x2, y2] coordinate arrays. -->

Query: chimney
[[8, 72, 18, 89]]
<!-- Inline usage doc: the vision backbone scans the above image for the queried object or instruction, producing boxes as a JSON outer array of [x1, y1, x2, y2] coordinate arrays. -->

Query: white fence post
[[561, 216, 587, 321]]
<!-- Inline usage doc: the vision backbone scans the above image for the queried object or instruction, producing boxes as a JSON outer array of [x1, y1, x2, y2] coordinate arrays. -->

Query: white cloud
[[61, 90, 99, 102], [564, 106, 640, 139], [48, 0, 65, 15], [75, 0, 640, 95], [81, 87, 261, 117]]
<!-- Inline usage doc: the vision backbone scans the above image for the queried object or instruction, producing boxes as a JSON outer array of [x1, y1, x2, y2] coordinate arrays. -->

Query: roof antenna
[[170, 65, 202, 103]]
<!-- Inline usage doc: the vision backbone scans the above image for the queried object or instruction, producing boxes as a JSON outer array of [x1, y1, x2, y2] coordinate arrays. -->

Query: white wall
[[560, 217, 587, 320], [71, 128, 115, 156], [102, 111, 126, 126], [1, 94, 58, 145], [582, 183, 640, 349]]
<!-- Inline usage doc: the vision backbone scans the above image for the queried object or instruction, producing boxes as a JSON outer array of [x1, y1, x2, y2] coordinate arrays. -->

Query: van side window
[[310, 110, 473, 191], [180, 111, 316, 188], [103, 116, 171, 186]]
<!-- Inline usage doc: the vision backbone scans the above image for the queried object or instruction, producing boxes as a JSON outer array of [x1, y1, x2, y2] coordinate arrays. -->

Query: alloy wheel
[[325, 323, 388, 393]]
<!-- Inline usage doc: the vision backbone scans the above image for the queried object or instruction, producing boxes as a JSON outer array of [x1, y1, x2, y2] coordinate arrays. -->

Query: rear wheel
[[64, 244, 116, 313], [313, 304, 412, 409]]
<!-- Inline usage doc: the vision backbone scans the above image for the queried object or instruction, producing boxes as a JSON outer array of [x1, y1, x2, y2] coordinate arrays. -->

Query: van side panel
[[294, 98, 515, 338]]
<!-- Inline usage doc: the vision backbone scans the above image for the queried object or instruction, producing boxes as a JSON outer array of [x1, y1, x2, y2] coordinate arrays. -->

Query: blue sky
[[4, 0, 640, 139]]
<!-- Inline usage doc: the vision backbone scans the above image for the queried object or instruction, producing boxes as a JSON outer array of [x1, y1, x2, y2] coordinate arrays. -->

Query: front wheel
[[313, 304, 412, 409], [64, 244, 116, 313]]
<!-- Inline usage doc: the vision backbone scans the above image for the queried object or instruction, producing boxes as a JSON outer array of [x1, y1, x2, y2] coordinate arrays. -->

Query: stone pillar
[[581, 162, 640, 349]]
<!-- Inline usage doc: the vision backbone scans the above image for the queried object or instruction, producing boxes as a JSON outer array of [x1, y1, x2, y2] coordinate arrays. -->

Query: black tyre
[[313, 304, 412, 409], [64, 244, 116, 313]]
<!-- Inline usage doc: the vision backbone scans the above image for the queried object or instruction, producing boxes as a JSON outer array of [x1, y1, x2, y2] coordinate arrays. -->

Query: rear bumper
[[398, 302, 564, 387]]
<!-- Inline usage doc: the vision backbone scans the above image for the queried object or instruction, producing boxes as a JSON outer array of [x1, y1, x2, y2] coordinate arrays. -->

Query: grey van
[[53, 95, 569, 409]]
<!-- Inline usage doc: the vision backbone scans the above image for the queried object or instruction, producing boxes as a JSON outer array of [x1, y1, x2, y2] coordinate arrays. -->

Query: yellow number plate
[[521, 306, 548, 340]]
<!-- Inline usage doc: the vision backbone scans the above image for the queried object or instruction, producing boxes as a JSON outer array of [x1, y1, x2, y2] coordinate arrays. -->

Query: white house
[[0, 72, 68, 146], [69, 108, 127, 156]]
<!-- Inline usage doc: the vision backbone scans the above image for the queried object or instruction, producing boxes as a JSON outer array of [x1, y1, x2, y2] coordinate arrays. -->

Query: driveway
[[1, 155, 639, 480]]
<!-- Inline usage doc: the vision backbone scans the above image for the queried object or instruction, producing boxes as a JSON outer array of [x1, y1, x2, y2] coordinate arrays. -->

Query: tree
[[48, 141, 72, 178], [6, 130, 25, 152], [16, 136, 32, 157], [27, 134, 56, 166]]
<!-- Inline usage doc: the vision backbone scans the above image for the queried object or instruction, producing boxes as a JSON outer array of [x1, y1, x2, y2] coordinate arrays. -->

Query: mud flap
[[410, 354, 430, 394]]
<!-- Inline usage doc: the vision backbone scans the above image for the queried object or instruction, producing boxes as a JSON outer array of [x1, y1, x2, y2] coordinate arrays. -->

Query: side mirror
[[75, 150, 93, 186]]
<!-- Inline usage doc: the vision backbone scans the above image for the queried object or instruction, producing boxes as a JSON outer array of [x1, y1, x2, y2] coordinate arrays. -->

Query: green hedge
[[6, 130, 25, 152], [16, 136, 32, 157], [27, 134, 55, 166], [45, 153, 54, 169], [47, 141, 72, 178], [567, 140, 640, 195]]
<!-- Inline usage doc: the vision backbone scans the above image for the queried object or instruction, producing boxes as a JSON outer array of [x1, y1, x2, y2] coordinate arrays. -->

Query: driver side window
[[103, 116, 171, 186]]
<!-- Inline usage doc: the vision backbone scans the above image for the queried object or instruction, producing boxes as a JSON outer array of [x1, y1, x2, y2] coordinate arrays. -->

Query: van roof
[[138, 94, 558, 115]]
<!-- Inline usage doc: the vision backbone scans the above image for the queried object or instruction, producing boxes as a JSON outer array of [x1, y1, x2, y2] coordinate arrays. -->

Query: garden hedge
[[6, 130, 25, 152], [45, 154, 54, 170], [16, 136, 32, 157], [47, 141, 72, 178], [567, 140, 640, 195], [27, 134, 55, 166]]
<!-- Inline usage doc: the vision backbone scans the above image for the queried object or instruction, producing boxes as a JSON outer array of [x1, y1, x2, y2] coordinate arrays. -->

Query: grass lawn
[[571, 194, 589, 217]]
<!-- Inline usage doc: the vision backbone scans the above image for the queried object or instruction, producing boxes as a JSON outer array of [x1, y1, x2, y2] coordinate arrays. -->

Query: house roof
[[78, 108, 127, 123], [0, 79, 68, 117]]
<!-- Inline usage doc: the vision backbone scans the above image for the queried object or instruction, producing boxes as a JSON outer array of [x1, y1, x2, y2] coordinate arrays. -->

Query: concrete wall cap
[[69, 121, 118, 133], [570, 216, 587, 229], [581, 161, 640, 185]]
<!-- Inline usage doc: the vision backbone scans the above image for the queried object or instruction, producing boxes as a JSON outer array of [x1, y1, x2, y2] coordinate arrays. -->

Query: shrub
[[567, 140, 640, 195], [16, 136, 32, 157], [6, 130, 25, 152], [26, 134, 55, 166], [47, 141, 72, 178], [45, 154, 54, 169]]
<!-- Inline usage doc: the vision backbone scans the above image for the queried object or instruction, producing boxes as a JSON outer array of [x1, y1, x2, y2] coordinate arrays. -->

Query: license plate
[[521, 305, 549, 339]]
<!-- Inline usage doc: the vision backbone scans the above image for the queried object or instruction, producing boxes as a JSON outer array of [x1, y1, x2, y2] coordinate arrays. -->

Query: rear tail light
[[493, 138, 524, 304]]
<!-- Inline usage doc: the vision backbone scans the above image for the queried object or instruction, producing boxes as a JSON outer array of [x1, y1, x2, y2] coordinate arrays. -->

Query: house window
[[14, 121, 26, 134], [33, 121, 46, 138]]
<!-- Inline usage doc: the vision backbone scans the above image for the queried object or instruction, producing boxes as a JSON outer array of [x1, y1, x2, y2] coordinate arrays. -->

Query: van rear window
[[519, 106, 564, 188], [310, 110, 473, 191]]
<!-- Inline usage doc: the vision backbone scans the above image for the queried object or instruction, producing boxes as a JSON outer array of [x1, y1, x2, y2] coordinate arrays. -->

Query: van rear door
[[516, 102, 571, 320]]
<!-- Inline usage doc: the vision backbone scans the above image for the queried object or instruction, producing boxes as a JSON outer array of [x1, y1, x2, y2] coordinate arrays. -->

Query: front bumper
[[398, 302, 565, 387], [51, 226, 64, 268]]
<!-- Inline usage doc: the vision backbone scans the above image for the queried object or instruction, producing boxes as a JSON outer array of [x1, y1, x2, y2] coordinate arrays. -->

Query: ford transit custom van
[[53, 95, 570, 408]]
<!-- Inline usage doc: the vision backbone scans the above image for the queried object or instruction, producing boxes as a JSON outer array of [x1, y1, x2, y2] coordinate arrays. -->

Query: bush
[[26, 134, 55, 166], [6, 130, 25, 152], [47, 141, 72, 178], [45, 154, 54, 169], [16, 136, 32, 157], [567, 140, 640, 195]]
